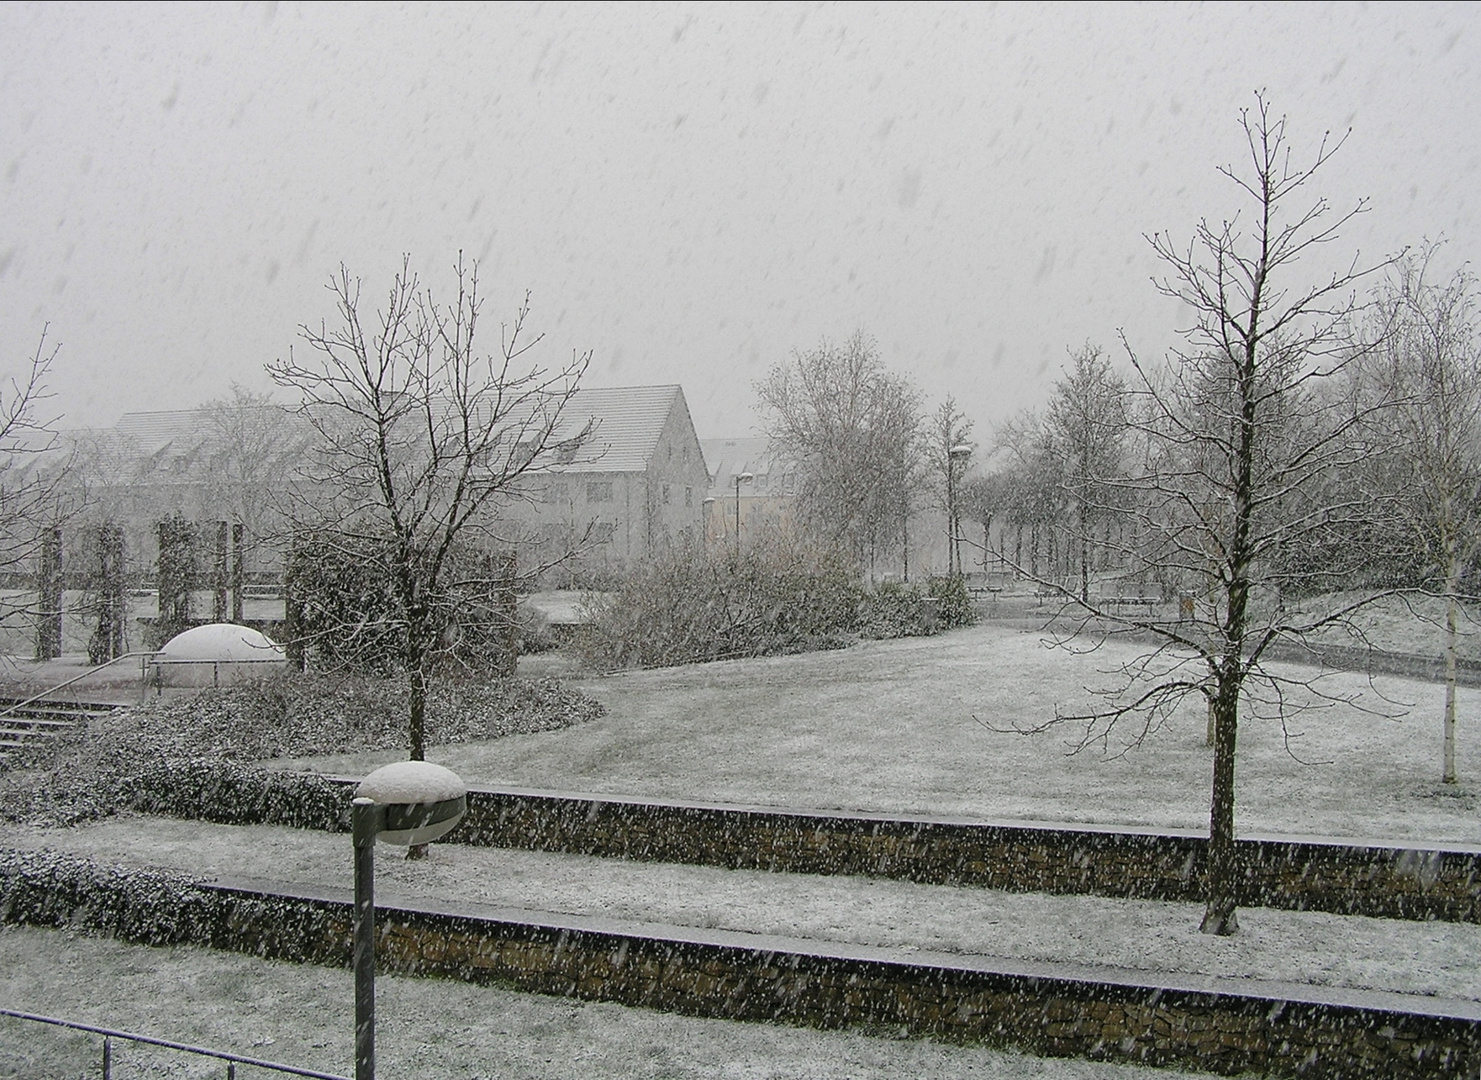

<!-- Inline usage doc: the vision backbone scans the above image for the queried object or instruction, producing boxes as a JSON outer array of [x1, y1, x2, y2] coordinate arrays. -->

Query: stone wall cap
[[206, 874, 1481, 1024], [316, 775, 1481, 854]]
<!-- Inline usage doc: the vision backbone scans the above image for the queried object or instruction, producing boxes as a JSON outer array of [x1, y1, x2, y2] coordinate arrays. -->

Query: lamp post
[[732, 472, 753, 556], [947, 445, 972, 576], [352, 761, 467, 1080]]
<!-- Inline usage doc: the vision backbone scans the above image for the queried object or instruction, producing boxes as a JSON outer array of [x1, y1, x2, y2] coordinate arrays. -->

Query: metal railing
[[0, 1007, 350, 1079], [0, 651, 156, 721], [150, 655, 287, 690]]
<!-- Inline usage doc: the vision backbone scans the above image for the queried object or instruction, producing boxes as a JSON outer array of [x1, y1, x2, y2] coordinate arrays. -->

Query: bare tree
[[958, 469, 1004, 576], [926, 397, 976, 576], [1014, 97, 1391, 936], [268, 255, 593, 763], [992, 411, 1062, 579], [1355, 247, 1481, 784], [756, 333, 922, 577], [201, 385, 312, 550], [0, 329, 77, 647], [1043, 345, 1130, 603]]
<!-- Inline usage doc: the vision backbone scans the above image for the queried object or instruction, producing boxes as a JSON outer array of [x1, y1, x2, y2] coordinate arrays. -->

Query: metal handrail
[[0, 1007, 350, 1079], [0, 651, 156, 721], [149, 655, 286, 692]]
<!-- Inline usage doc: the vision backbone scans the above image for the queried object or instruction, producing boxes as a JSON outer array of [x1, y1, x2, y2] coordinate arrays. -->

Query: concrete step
[[0, 697, 122, 767]]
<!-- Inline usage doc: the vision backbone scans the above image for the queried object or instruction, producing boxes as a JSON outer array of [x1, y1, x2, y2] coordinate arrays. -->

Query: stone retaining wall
[[4, 852, 1475, 1080], [333, 782, 1481, 923]]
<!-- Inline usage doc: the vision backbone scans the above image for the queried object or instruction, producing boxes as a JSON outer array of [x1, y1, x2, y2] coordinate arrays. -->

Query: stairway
[[0, 698, 122, 765]]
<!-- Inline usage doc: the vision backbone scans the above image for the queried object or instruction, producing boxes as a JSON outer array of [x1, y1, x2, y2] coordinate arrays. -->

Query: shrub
[[0, 670, 604, 827], [578, 533, 976, 670], [926, 572, 977, 630], [579, 534, 864, 670], [857, 580, 930, 638], [516, 604, 560, 654]]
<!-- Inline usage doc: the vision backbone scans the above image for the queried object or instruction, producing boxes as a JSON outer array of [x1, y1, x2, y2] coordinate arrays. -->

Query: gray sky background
[[3, 2, 1479, 443]]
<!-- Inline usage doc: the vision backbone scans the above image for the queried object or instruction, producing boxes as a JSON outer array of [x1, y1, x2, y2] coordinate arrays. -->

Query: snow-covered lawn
[[3, 816, 1477, 1005], [6, 623, 1478, 1076], [0, 925, 1229, 1080], [1288, 590, 1481, 659], [281, 623, 1481, 844]]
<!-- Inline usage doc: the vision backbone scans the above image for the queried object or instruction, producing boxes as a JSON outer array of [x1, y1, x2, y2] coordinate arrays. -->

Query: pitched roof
[[110, 409, 220, 456], [64, 405, 312, 485], [65, 387, 686, 482], [700, 437, 797, 498], [555, 385, 684, 473]]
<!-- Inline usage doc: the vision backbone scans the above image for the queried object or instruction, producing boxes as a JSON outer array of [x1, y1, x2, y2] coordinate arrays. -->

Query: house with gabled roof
[[63, 403, 313, 574], [698, 436, 798, 546], [523, 384, 708, 569], [60, 384, 707, 585]]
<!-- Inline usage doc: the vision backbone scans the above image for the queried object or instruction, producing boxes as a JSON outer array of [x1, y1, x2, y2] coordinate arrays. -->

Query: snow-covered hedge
[[0, 672, 602, 827], [579, 537, 975, 670], [0, 848, 224, 945], [0, 849, 339, 956], [121, 759, 350, 832], [130, 671, 605, 760]]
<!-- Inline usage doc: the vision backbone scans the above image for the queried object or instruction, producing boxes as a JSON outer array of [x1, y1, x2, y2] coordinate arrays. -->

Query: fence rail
[[0, 1007, 349, 1079]]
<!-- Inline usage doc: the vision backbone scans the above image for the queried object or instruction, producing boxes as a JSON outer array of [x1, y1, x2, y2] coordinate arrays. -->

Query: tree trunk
[[231, 523, 246, 623], [407, 655, 427, 762], [497, 551, 519, 679], [405, 637, 430, 861], [1201, 328, 1257, 936], [1078, 503, 1090, 604], [1444, 572, 1460, 784], [902, 515, 910, 582], [1200, 664, 1241, 935], [213, 520, 229, 623], [34, 525, 62, 661]]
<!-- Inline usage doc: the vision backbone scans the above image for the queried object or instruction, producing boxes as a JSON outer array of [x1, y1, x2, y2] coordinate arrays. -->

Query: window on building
[[587, 481, 613, 503]]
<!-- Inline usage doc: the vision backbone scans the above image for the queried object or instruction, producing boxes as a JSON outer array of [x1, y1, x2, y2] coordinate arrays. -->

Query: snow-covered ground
[[3, 816, 1476, 1004], [7, 619, 1478, 1076], [1285, 591, 1481, 659], [0, 924, 1229, 1080], [284, 623, 1481, 844]]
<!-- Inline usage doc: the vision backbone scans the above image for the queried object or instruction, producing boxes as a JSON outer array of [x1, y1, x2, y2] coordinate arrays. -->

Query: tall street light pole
[[732, 472, 753, 557], [352, 762, 467, 1080], [947, 445, 972, 576]]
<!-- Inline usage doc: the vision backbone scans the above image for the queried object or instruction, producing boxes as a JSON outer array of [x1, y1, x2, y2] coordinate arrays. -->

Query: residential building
[[699, 437, 797, 547]]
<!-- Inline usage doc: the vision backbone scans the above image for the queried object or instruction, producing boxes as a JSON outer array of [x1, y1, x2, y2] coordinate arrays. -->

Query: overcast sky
[[3, 2, 1479, 444]]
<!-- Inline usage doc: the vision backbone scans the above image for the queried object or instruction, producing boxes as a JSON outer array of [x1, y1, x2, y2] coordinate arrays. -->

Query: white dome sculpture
[[154, 623, 288, 687]]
